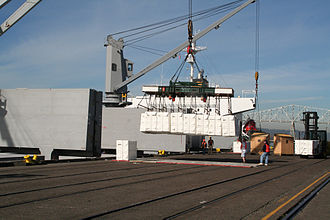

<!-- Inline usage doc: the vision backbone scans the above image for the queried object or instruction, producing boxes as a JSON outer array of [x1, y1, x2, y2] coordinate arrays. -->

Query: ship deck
[[0, 153, 329, 219]]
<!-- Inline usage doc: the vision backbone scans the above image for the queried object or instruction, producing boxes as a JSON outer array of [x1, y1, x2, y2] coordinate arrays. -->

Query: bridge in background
[[243, 104, 330, 137]]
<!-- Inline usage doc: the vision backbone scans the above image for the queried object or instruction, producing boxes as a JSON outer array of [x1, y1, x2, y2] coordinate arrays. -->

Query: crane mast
[[104, 0, 257, 107]]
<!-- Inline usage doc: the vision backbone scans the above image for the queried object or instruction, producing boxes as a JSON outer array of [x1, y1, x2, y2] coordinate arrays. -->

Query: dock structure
[[0, 154, 329, 219]]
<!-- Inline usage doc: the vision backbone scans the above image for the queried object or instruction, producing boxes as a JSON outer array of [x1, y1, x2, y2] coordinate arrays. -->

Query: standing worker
[[241, 139, 247, 163], [208, 137, 214, 155], [201, 139, 207, 155], [259, 140, 270, 166]]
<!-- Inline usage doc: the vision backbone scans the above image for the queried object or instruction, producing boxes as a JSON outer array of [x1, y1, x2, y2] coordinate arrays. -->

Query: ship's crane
[[104, 0, 258, 107], [0, 0, 10, 9], [0, 0, 42, 36]]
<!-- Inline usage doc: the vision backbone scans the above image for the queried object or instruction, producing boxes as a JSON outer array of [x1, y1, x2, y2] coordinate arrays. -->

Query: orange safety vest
[[266, 144, 270, 152]]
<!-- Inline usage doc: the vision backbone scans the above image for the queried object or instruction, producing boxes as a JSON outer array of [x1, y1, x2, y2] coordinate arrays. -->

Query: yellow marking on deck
[[262, 172, 330, 220]]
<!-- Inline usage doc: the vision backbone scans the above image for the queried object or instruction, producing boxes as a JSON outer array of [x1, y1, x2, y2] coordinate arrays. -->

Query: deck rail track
[[0, 165, 210, 199], [0, 159, 138, 173], [82, 159, 326, 219], [164, 160, 327, 219], [280, 175, 329, 220], [0, 163, 176, 185]]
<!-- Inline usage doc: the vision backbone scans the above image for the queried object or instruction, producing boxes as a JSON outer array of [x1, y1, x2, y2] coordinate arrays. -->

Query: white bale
[[177, 113, 184, 133], [151, 114, 157, 132], [170, 112, 183, 134], [295, 140, 319, 155], [145, 111, 157, 132], [162, 112, 170, 132], [233, 141, 242, 153], [156, 113, 163, 132], [116, 140, 123, 160], [116, 140, 137, 160], [189, 114, 197, 134], [196, 114, 204, 135], [215, 115, 222, 136], [203, 114, 210, 134], [170, 113, 177, 133], [183, 114, 196, 134], [222, 115, 236, 136], [208, 115, 216, 135], [183, 114, 190, 134]]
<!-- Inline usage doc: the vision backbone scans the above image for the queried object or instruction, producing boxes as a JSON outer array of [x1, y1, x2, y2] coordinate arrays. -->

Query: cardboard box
[[273, 134, 294, 156], [250, 133, 270, 153]]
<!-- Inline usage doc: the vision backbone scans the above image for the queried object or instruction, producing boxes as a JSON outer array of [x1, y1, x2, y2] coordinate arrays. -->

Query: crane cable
[[112, 0, 244, 37], [125, 0, 245, 55], [171, 0, 193, 84], [254, 0, 261, 131], [111, 0, 246, 46], [125, 2, 242, 47]]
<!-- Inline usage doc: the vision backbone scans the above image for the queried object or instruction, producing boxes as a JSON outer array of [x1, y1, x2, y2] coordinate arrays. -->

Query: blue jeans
[[260, 152, 269, 164]]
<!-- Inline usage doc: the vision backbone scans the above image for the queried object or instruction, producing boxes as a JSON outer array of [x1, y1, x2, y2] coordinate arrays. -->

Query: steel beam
[[0, 0, 42, 36], [0, 0, 11, 9]]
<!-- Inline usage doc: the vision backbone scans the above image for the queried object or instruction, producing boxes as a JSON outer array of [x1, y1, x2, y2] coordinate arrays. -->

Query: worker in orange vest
[[201, 139, 207, 155], [259, 140, 270, 166]]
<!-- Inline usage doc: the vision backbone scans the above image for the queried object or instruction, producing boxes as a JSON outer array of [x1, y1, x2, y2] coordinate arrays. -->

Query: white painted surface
[[139, 113, 147, 132], [102, 107, 186, 152], [214, 88, 234, 95], [0, 88, 98, 160], [142, 85, 159, 92]]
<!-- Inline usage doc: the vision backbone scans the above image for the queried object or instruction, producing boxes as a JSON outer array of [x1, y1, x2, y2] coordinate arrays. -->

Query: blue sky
[[0, 0, 329, 110]]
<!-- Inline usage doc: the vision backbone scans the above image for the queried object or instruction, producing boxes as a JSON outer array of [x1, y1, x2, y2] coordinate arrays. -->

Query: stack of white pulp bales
[[140, 112, 239, 136]]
